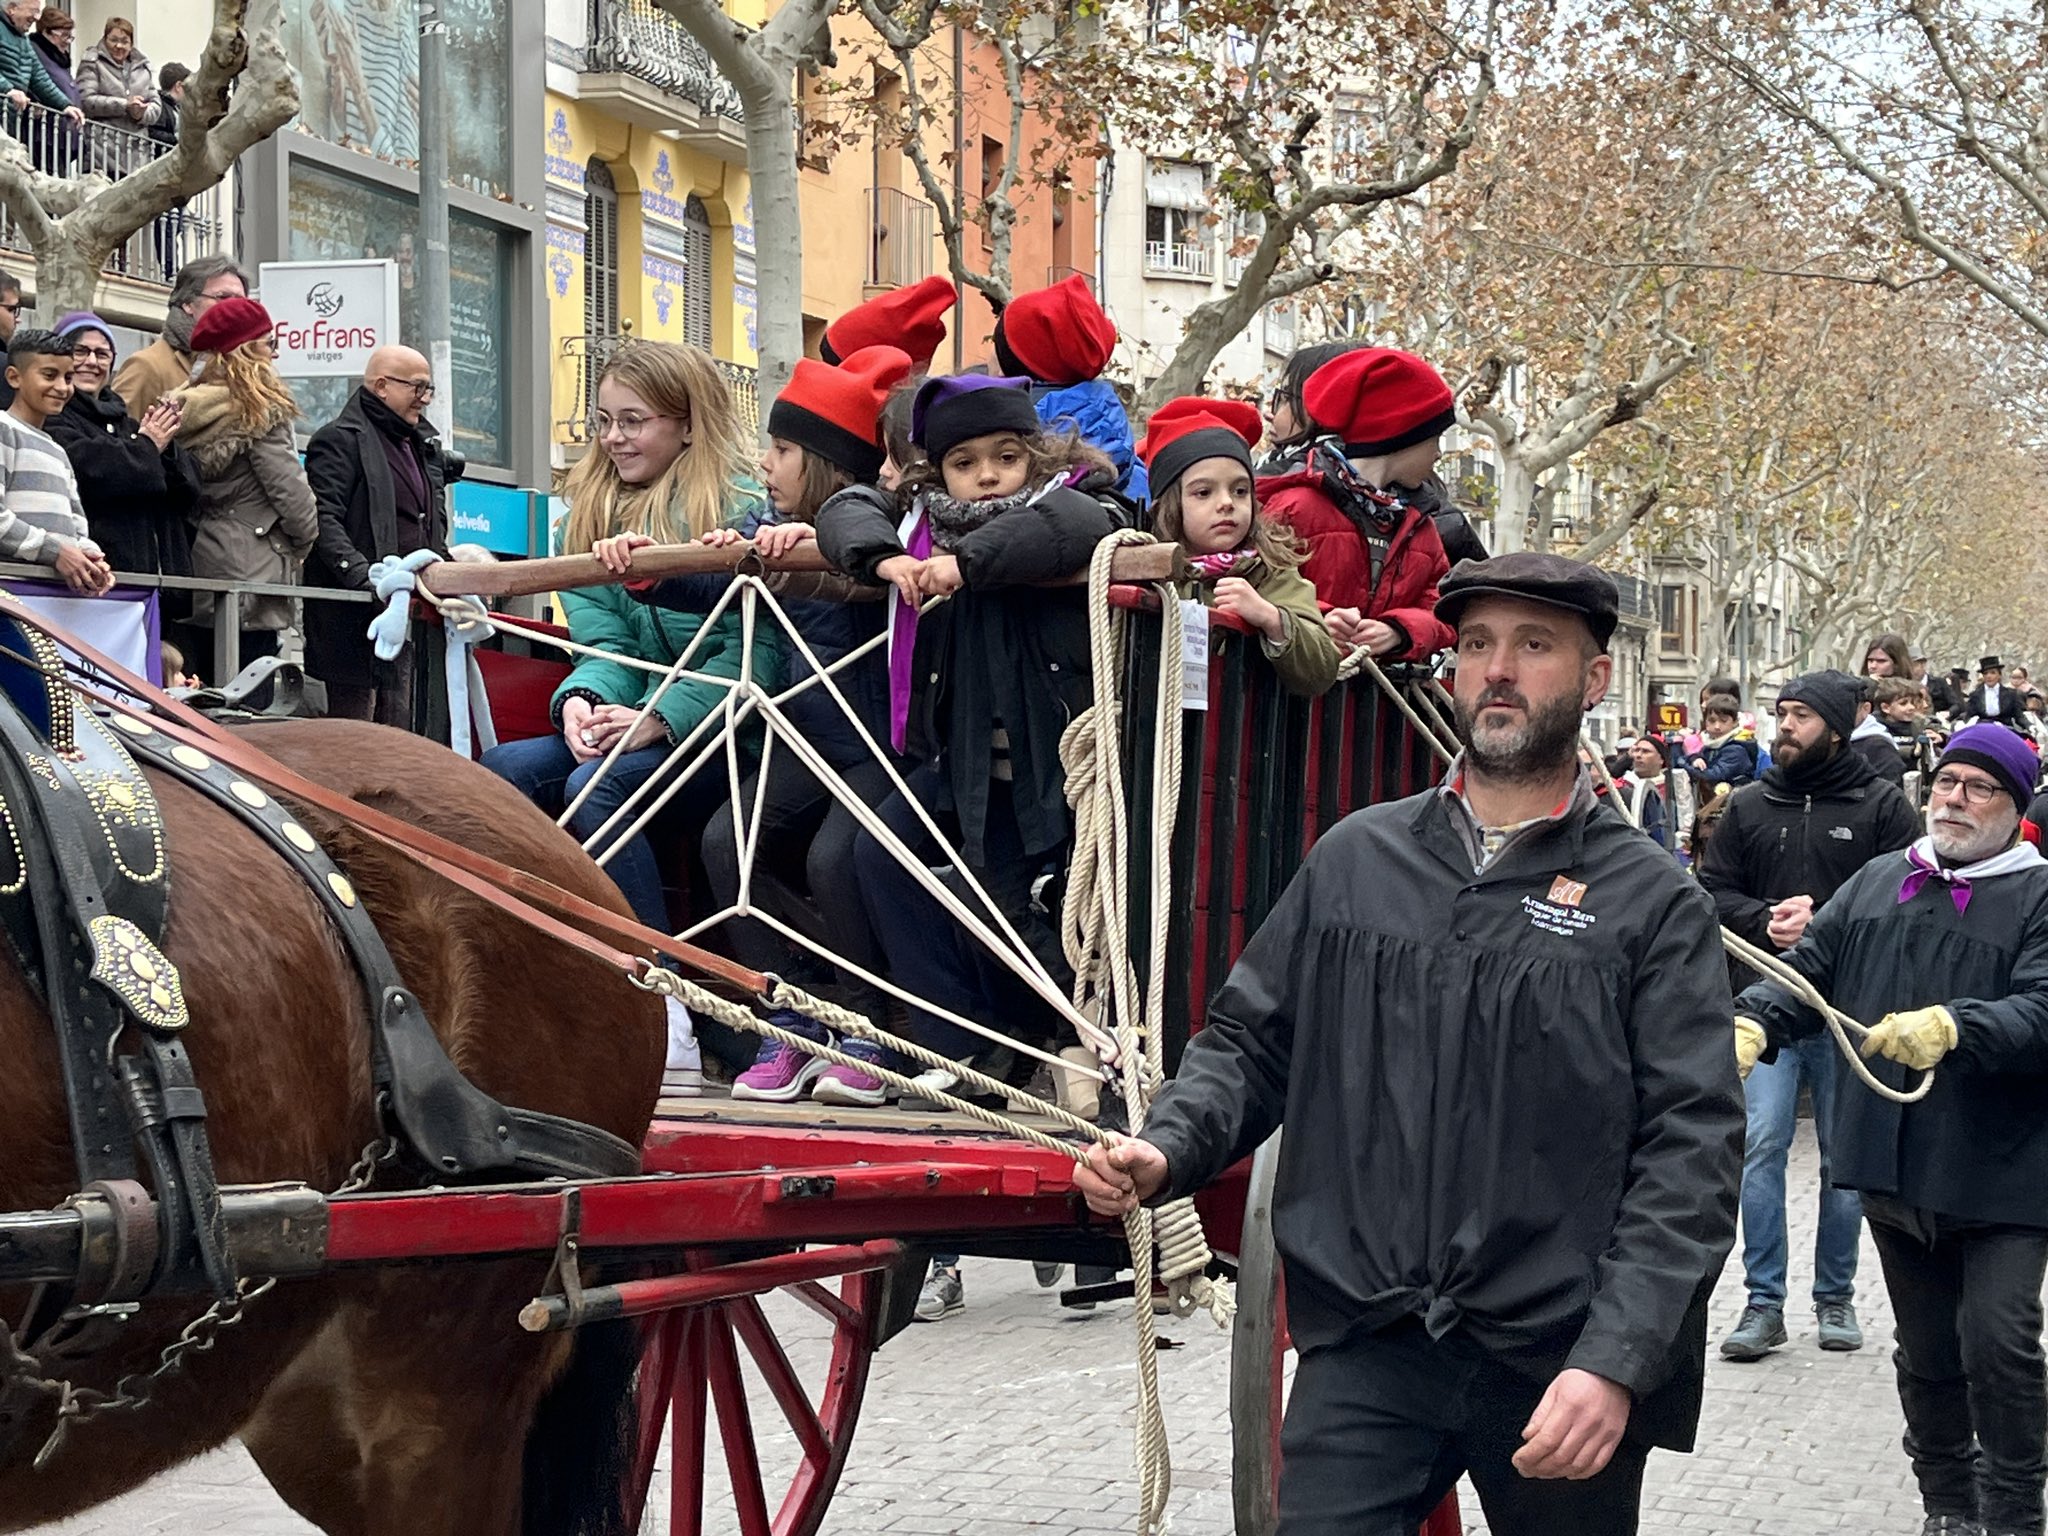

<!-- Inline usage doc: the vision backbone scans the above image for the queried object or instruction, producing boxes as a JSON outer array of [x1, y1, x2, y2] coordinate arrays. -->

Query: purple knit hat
[[53, 311, 115, 355], [1937, 722, 2040, 809], [909, 374, 1038, 460]]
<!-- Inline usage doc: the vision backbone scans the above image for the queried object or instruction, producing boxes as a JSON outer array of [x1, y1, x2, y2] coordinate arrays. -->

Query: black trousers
[[700, 753, 894, 1026], [854, 768, 1071, 1065], [1866, 1198, 2048, 1533], [1280, 1320, 1649, 1536]]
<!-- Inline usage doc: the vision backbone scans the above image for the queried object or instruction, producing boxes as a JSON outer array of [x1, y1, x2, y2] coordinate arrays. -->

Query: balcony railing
[[867, 187, 933, 290], [559, 333, 759, 444], [2, 105, 225, 290], [1145, 239, 1211, 278], [586, 0, 745, 121]]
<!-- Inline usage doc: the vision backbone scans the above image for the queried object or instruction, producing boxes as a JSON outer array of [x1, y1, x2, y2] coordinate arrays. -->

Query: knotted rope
[[366, 550, 498, 756]]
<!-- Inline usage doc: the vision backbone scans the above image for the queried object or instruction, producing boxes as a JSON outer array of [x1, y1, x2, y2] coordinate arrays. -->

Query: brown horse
[[0, 719, 664, 1536]]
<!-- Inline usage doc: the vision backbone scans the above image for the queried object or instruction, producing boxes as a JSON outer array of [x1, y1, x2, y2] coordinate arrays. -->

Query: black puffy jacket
[[815, 474, 1120, 864], [1145, 783, 1743, 1450], [1696, 746, 1920, 980], [44, 387, 199, 577]]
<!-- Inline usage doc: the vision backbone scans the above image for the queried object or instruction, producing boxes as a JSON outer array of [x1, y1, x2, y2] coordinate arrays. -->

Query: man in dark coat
[[1078, 553, 1744, 1535], [1735, 722, 2048, 1536], [1964, 656, 2029, 726], [1697, 669, 1919, 1365], [302, 345, 450, 726]]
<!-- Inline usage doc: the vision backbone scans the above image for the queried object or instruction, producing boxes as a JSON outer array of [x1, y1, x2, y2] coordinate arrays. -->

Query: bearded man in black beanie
[[1697, 669, 1922, 1363]]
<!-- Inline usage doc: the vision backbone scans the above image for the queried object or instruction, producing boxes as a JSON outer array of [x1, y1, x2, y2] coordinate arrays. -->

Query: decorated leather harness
[[0, 614, 637, 1429]]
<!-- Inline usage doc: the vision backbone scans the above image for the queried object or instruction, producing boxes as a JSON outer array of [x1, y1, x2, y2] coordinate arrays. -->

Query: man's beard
[[1928, 805, 2018, 864], [1453, 685, 1586, 783], [1774, 732, 1838, 775]]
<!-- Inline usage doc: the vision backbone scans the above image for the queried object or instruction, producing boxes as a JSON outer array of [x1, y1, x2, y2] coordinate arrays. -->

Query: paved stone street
[[39, 1127, 1940, 1534]]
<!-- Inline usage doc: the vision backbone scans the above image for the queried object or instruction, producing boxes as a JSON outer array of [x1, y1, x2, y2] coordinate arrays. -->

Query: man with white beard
[[1735, 721, 2048, 1536]]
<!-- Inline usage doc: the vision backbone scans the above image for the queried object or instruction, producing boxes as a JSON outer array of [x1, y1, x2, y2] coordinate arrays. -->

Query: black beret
[[1434, 553, 1621, 650]]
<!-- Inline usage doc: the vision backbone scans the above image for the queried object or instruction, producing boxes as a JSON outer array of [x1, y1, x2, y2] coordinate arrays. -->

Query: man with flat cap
[[1734, 722, 2048, 1536], [1077, 553, 1744, 1535]]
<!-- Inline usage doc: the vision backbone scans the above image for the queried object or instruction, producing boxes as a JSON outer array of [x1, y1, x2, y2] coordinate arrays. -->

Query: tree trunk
[[741, 95, 804, 409], [34, 232, 102, 319], [1490, 452, 1536, 553]]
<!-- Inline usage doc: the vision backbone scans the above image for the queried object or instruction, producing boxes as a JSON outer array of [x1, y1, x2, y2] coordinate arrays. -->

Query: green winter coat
[[0, 22, 72, 110], [548, 484, 784, 746]]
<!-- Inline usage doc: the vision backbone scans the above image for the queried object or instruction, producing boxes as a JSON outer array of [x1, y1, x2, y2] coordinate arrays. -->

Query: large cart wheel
[[625, 1264, 892, 1536], [1230, 1132, 1462, 1536]]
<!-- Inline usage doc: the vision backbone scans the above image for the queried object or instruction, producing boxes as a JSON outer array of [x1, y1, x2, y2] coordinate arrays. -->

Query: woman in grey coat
[[172, 297, 316, 684], [75, 16, 157, 177]]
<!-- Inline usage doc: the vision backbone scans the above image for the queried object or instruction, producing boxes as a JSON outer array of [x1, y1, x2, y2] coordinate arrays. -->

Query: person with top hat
[[819, 273, 957, 373], [1077, 552, 1743, 1535], [1964, 657, 2028, 726], [170, 295, 317, 681], [1254, 346, 1456, 661], [1734, 722, 2048, 1536], [1136, 394, 1336, 697], [594, 344, 917, 1110], [1697, 669, 1920, 1365], [992, 272, 1147, 504]]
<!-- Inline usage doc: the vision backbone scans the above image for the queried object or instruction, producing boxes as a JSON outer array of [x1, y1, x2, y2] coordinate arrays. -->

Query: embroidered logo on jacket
[[1547, 875, 1588, 908], [1829, 826, 1854, 840], [1524, 877, 1597, 936]]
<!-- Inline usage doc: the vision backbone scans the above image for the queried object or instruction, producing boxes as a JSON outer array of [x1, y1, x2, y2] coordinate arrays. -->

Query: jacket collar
[[352, 385, 436, 452], [1416, 753, 1595, 881]]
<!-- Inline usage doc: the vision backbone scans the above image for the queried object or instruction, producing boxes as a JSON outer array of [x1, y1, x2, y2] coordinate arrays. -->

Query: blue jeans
[[1739, 1032, 1862, 1309], [480, 734, 677, 932]]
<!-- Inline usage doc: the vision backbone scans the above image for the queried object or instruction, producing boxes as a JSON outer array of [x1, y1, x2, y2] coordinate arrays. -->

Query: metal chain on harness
[[4, 1275, 276, 1469]]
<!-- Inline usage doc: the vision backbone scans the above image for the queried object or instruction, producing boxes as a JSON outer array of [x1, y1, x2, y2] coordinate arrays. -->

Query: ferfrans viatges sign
[[257, 260, 400, 378]]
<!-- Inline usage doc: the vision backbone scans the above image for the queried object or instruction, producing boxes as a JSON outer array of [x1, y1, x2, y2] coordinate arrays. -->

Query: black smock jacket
[[1697, 748, 1920, 983], [1736, 851, 2048, 1228], [44, 387, 199, 577], [1144, 783, 1744, 1450], [816, 477, 1119, 864]]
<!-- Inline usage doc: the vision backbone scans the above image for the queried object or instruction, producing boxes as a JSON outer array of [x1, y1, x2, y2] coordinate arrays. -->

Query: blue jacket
[[1032, 379, 1147, 504], [1690, 734, 1760, 789]]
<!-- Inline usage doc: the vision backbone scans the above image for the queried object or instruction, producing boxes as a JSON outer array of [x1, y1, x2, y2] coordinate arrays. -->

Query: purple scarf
[[1897, 835, 2044, 914], [887, 512, 933, 753]]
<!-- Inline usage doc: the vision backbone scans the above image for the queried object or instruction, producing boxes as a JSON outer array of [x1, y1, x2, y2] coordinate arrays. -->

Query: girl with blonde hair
[[173, 297, 316, 683], [483, 340, 770, 1095]]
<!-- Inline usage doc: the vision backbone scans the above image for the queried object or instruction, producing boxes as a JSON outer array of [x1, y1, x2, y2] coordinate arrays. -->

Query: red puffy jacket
[[1257, 469, 1455, 661]]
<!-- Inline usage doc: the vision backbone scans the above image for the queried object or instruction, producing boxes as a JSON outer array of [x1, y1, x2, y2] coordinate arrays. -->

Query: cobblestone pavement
[[38, 1127, 1941, 1534]]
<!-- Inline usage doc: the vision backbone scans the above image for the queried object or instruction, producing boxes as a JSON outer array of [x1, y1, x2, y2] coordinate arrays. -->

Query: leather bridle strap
[[0, 597, 767, 1000]]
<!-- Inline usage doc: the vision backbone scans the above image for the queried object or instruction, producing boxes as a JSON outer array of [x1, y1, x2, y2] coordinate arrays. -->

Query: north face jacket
[[1144, 783, 1743, 1450]]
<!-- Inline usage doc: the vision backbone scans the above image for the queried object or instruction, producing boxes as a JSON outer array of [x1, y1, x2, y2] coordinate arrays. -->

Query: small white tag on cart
[[1180, 600, 1210, 711]]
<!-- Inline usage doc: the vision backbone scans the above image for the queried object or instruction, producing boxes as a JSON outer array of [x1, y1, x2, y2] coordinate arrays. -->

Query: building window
[[1145, 160, 1209, 277], [583, 158, 619, 339], [682, 194, 714, 353], [1658, 585, 1686, 656], [284, 0, 512, 197], [286, 161, 514, 469]]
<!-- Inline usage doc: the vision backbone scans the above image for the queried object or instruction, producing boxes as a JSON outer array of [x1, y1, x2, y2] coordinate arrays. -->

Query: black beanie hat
[[911, 374, 1041, 461], [1776, 669, 1863, 745]]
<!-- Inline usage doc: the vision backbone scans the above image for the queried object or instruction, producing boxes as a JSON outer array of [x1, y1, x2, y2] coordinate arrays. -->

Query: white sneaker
[[663, 997, 703, 1098], [899, 1066, 959, 1112]]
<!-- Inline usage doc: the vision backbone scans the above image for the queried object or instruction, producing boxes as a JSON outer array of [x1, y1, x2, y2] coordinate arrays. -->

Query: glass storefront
[[283, 163, 512, 468], [283, 0, 511, 198]]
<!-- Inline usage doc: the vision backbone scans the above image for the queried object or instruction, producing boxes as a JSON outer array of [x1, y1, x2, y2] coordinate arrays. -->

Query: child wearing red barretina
[[1254, 346, 1457, 661], [816, 374, 1124, 1105], [1138, 396, 1338, 698]]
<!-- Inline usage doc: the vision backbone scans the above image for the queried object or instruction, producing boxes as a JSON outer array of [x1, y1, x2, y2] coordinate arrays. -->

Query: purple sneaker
[[812, 1038, 889, 1107], [732, 1012, 829, 1102]]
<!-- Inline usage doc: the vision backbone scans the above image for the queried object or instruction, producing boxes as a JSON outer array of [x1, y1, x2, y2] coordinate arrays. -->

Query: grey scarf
[[162, 306, 198, 354], [923, 484, 1035, 552]]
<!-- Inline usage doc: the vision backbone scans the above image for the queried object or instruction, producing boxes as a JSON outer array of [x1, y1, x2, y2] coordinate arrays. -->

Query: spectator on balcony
[[43, 311, 196, 580], [0, 0, 76, 167], [148, 59, 184, 150], [992, 273, 1147, 508], [300, 345, 452, 727], [1257, 346, 1456, 662], [819, 273, 955, 374], [171, 297, 317, 684], [114, 255, 248, 418], [28, 9, 77, 108], [77, 17, 160, 177]]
